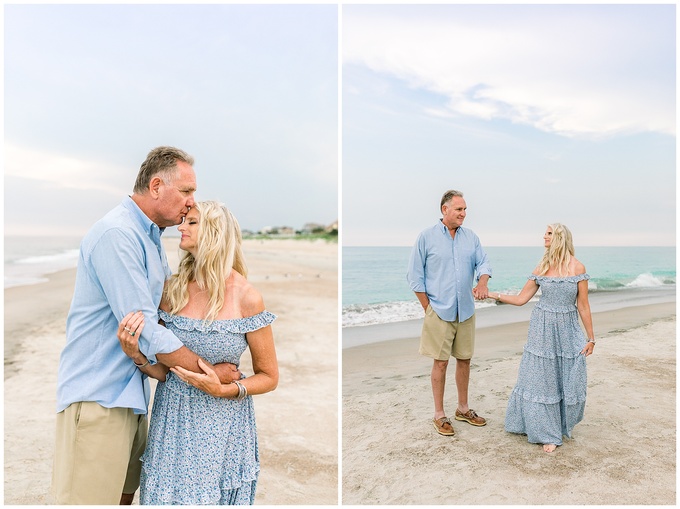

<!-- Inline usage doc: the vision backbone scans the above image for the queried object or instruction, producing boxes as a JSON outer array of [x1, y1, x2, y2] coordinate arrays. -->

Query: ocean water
[[342, 246, 676, 327], [4, 235, 84, 288], [4, 233, 185, 289]]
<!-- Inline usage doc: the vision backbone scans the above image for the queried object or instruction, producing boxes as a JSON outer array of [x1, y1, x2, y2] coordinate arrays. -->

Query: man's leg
[[120, 413, 148, 504], [52, 402, 140, 504], [455, 358, 471, 414], [420, 306, 457, 434], [431, 359, 449, 419], [120, 493, 135, 505]]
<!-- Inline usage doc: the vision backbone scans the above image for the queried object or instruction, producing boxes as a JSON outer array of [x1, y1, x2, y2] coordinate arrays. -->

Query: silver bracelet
[[134, 359, 150, 369], [233, 380, 247, 401], [587, 338, 596, 344]]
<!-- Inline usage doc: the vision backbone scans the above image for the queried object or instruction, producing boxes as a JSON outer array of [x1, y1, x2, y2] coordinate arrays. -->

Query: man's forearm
[[415, 291, 430, 311], [157, 346, 239, 383], [213, 362, 241, 383]]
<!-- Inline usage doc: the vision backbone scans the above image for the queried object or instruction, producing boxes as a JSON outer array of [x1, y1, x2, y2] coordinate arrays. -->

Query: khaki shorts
[[419, 305, 476, 361], [52, 401, 148, 504]]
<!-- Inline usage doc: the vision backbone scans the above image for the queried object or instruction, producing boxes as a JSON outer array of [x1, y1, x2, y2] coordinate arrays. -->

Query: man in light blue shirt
[[407, 190, 492, 437], [53, 147, 240, 505]]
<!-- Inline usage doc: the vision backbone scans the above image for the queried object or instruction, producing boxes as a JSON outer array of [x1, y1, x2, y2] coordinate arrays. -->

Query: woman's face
[[178, 208, 200, 255], [543, 227, 553, 248]]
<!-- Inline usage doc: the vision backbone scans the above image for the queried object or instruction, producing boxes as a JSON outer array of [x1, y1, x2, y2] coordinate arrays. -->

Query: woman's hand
[[118, 311, 145, 361], [171, 358, 231, 398], [581, 340, 595, 357]]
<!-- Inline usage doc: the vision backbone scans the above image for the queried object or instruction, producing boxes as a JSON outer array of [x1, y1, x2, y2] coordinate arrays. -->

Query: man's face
[[441, 196, 467, 230], [155, 161, 197, 228]]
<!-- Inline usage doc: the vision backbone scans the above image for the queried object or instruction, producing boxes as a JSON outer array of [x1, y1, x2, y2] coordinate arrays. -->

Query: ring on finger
[[124, 327, 132, 333]]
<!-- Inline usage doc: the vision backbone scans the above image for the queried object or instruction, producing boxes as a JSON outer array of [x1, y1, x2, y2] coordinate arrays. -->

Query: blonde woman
[[487, 224, 595, 453], [117, 201, 278, 504]]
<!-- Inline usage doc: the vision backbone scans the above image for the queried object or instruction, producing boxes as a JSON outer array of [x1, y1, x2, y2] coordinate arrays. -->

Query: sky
[[342, 4, 676, 247], [4, 4, 338, 237]]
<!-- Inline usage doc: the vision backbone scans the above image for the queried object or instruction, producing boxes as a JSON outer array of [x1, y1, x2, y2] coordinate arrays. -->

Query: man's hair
[[133, 146, 194, 194], [440, 189, 464, 212]]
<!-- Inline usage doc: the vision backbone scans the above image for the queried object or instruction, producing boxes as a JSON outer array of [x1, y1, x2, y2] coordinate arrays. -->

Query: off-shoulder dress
[[504, 274, 589, 446], [140, 309, 276, 505]]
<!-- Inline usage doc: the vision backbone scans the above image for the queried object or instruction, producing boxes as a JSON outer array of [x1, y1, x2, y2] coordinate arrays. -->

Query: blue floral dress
[[505, 274, 589, 446], [140, 309, 276, 505]]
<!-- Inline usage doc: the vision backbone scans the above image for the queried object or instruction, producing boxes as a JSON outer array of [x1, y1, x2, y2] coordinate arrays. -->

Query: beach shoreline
[[4, 238, 339, 505], [342, 300, 676, 504], [342, 285, 676, 349]]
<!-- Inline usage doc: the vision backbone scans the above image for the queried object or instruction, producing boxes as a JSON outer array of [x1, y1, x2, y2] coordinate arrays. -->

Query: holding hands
[[472, 277, 489, 300]]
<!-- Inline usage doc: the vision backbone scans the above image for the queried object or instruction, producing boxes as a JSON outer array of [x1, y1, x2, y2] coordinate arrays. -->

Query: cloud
[[343, 5, 675, 139], [4, 142, 136, 196], [4, 143, 135, 196]]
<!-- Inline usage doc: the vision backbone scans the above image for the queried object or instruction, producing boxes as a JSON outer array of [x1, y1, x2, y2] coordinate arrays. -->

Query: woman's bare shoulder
[[228, 272, 265, 317], [572, 258, 586, 275]]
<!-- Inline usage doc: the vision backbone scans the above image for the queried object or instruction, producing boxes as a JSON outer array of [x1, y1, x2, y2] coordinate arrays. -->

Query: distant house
[[300, 222, 323, 234], [259, 225, 295, 236], [256, 221, 337, 237], [277, 226, 295, 235]]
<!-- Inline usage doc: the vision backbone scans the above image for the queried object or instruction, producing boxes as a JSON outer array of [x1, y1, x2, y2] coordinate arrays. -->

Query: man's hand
[[414, 292, 430, 312], [473, 275, 490, 300], [213, 362, 242, 383], [473, 284, 489, 300]]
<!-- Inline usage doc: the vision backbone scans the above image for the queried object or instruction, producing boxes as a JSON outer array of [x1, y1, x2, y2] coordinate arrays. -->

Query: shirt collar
[[122, 196, 164, 237], [438, 219, 462, 236]]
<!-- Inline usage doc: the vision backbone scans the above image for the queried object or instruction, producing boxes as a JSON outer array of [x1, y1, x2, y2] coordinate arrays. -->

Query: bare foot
[[543, 444, 557, 453]]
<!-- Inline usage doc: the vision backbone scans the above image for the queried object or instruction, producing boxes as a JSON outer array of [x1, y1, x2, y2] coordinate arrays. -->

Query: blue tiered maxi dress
[[140, 309, 276, 505], [505, 274, 589, 446]]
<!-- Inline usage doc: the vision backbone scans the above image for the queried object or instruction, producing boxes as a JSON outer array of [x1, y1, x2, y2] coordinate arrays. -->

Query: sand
[[342, 301, 676, 505], [4, 238, 338, 505]]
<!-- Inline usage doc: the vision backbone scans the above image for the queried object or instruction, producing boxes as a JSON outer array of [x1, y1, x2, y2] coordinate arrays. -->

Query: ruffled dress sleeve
[[158, 309, 276, 334]]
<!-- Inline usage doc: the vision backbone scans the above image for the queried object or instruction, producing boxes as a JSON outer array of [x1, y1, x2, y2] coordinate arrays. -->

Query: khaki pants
[[419, 306, 476, 360], [52, 401, 148, 504]]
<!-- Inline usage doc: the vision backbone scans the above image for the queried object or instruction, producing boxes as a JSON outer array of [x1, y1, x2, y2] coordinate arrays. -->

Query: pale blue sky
[[5, 4, 338, 236], [342, 4, 675, 246]]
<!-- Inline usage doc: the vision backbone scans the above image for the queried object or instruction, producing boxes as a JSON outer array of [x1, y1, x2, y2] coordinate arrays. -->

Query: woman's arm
[[118, 311, 170, 381], [576, 278, 595, 356], [172, 324, 279, 398], [489, 277, 540, 306]]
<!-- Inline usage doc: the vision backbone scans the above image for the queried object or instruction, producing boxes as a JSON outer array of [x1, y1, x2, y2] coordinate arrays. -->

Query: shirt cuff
[[144, 328, 184, 364]]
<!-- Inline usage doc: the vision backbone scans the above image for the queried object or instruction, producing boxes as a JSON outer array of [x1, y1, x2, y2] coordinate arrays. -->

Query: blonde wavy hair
[[537, 223, 575, 277], [164, 201, 248, 322]]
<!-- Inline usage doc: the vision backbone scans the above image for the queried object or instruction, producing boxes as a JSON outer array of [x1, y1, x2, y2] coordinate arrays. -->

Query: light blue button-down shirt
[[407, 221, 492, 323], [56, 197, 184, 414]]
